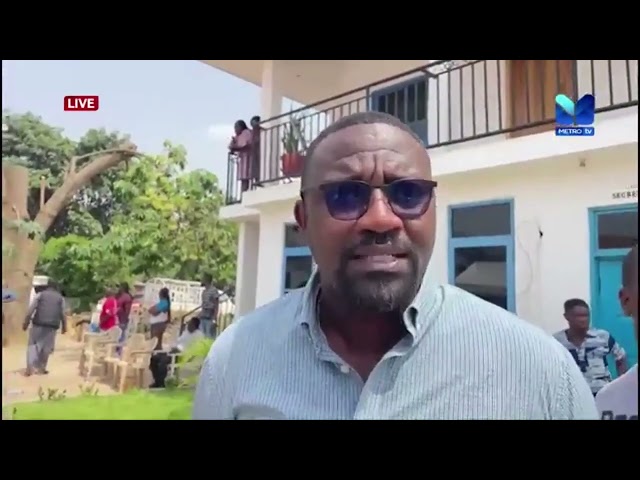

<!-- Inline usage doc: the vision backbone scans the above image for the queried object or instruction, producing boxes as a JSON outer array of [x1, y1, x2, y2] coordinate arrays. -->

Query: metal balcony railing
[[225, 59, 638, 205]]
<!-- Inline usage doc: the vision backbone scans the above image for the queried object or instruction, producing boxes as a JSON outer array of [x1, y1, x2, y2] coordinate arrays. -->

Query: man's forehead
[[314, 123, 422, 157]]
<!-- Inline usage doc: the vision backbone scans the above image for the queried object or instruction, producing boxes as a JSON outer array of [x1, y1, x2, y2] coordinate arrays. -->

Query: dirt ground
[[2, 332, 116, 407]]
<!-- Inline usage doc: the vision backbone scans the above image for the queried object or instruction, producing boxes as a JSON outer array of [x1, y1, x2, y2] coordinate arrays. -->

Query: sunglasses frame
[[301, 178, 438, 221]]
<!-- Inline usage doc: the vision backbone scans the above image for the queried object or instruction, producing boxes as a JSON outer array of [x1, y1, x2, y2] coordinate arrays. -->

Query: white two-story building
[[203, 59, 638, 370]]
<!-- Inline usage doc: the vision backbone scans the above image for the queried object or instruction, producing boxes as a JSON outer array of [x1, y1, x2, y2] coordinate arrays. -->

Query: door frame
[[588, 203, 638, 329], [282, 246, 312, 295], [447, 198, 516, 313]]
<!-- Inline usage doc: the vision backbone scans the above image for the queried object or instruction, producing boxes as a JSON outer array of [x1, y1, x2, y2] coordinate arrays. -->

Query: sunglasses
[[301, 179, 438, 221]]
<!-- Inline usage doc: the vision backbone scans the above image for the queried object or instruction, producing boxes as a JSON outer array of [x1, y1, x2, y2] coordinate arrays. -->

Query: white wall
[[431, 145, 637, 334], [244, 144, 637, 334]]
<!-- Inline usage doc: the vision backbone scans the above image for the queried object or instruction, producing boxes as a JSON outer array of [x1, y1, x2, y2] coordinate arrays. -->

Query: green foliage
[[9, 112, 240, 307], [2, 110, 130, 238], [8, 390, 193, 420], [281, 112, 308, 154], [178, 337, 215, 387]]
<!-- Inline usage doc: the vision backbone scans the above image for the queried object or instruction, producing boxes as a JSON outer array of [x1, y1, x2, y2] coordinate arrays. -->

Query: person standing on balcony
[[228, 120, 253, 193], [200, 274, 220, 339], [193, 111, 597, 420], [596, 246, 638, 420], [250, 115, 262, 186]]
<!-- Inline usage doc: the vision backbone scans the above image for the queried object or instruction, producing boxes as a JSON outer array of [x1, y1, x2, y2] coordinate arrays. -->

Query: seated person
[[149, 317, 204, 388]]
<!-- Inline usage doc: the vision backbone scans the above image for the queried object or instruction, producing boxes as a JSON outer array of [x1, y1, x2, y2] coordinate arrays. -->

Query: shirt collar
[[296, 268, 440, 344]]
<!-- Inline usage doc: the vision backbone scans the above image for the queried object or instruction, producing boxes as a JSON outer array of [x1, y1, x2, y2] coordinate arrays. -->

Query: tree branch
[[35, 142, 139, 232]]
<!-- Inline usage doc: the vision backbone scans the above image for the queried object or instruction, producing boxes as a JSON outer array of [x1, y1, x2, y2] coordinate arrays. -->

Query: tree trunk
[[2, 142, 138, 347], [2, 164, 32, 344]]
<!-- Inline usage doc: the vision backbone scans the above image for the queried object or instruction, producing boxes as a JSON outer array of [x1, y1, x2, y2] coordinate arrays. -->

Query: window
[[453, 246, 508, 310], [372, 77, 428, 142], [597, 210, 638, 249], [285, 224, 307, 248], [451, 203, 511, 238], [284, 256, 313, 292]]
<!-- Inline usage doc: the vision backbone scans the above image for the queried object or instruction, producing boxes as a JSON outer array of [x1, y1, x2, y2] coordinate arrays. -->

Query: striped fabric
[[193, 272, 598, 420]]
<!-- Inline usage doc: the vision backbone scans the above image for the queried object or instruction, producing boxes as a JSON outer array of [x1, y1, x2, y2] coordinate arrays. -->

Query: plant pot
[[282, 152, 304, 177]]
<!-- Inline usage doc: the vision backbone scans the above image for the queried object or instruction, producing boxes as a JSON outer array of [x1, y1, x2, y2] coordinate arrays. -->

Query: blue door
[[371, 77, 428, 144], [595, 257, 637, 377]]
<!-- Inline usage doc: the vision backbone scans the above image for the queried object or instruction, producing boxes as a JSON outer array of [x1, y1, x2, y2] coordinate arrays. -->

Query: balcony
[[225, 59, 638, 205]]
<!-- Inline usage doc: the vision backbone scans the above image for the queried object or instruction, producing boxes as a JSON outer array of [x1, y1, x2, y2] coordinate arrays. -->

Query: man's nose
[[356, 189, 403, 233]]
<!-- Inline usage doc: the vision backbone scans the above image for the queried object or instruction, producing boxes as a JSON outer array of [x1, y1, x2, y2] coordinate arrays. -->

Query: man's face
[[251, 118, 259, 129], [565, 306, 591, 331], [295, 123, 435, 313]]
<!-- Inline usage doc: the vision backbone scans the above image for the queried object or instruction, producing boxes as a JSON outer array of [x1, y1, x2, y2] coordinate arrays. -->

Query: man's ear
[[619, 288, 631, 317], [294, 200, 307, 230]]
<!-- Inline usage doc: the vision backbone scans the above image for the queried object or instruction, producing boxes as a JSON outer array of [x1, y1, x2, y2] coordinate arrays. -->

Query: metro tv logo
[[555, 93, 595, 137]]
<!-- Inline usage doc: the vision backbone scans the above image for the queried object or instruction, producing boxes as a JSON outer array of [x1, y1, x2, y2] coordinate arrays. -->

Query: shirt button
[[339, 364, 350, 374]]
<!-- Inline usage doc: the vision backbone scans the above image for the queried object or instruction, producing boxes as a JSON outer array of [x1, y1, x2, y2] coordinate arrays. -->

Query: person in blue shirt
[[148, 287, 171, 348]]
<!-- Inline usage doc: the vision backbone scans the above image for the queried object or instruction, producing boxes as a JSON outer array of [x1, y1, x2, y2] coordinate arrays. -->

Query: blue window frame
[[282, 224, 314, 295], [447, 199, 516, 313]]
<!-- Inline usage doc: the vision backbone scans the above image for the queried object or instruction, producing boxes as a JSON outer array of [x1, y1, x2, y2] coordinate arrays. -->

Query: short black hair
[[250, 115, 261, 124], [301, 111, 425, 188], [622, 245, 638, 287], [564, 298, 589, 313]]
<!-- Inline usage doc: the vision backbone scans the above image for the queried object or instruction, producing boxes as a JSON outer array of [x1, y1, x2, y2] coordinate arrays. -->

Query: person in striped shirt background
[[553, 299, 628, 397], [193, 112, 598, 420]]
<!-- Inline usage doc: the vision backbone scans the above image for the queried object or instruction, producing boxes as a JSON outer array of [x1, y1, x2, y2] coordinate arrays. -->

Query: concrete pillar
[[255, 211, 285, 307], [260, 60, 284, 182], [234, 221, 260, 318]]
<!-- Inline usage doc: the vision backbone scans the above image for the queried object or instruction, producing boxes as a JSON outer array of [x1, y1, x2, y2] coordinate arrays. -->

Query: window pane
[[597, 211, 638, 249], [284, 256, 313, 291], [451, 203, 511, 238], [453, 246, 508, 310]]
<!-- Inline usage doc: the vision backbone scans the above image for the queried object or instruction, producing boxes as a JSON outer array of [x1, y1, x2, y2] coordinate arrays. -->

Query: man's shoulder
[[437, 285, 568, 359], [596, 365, 638, 402], [587, 328, 613, 340], [221, 290, 304, 343]]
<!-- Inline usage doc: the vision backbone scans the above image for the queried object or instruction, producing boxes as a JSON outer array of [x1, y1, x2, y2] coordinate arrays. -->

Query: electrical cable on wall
[[515, 219, 543, 296]]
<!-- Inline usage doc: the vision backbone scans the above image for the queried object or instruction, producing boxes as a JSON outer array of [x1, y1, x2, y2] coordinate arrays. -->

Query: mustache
[[340, 231, 414, 260]]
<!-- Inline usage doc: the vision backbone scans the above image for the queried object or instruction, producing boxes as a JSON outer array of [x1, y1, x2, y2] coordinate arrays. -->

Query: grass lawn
[[6, 389, 194, 420]]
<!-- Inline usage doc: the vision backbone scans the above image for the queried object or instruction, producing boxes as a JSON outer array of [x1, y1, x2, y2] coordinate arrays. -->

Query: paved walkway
[[2, 332, 115, 407]]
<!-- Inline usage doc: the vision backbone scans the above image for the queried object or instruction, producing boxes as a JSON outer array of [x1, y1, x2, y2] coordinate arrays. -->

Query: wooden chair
[[79, 327, 122, 379], [113, 337, 158, 393], [102, 333, 146, 381]]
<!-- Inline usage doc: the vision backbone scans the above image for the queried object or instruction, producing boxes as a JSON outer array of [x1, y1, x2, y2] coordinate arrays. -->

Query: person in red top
[[99, 288, 118, 331], [116, 282, 133, 333]]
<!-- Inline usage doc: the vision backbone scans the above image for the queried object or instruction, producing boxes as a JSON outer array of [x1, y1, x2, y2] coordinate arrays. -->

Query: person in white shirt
[[596, 246, 638, 420], [149, 317, 204, 388]]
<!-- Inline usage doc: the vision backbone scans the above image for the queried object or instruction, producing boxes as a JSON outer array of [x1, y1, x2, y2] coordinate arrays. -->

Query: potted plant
[[281, 113, 307, 177]]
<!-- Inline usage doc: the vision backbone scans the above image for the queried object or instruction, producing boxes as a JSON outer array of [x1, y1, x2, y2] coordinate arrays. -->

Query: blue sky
[[2, 60, 262, 185]]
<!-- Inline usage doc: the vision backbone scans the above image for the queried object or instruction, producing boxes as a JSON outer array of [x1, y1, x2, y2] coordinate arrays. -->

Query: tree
[[37, 142, 238, 309], [2, 112, 138, 343], [2, 111, 131, 238]]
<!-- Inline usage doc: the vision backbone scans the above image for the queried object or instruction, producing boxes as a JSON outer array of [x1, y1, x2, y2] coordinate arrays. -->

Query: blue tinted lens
[[388, 180, 431, 212], [323, 181, 371, 219]]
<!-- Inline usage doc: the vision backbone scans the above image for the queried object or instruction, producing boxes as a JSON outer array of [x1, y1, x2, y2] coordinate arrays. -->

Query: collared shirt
[[176, 329, 204, 353], [193, 272, 597, 420], [553, 328, 626, 394], [596, 364, 638, 420]]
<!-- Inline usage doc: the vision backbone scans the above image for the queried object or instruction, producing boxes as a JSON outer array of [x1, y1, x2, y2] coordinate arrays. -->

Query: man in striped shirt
[[554, 298, 628, 396], [193, 112, 597, 420]]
